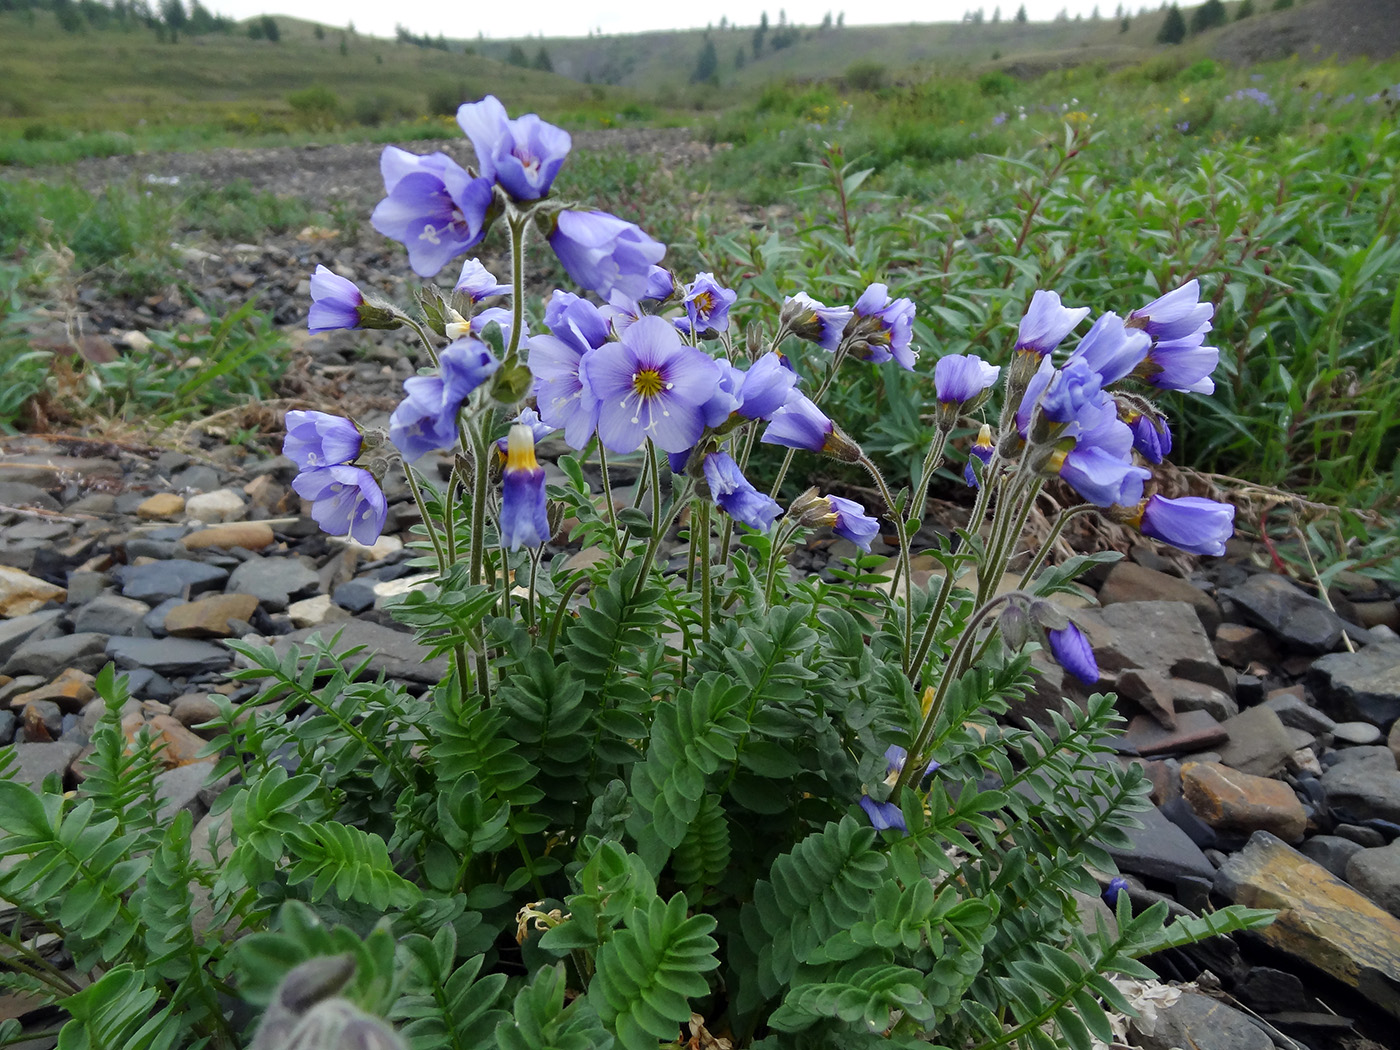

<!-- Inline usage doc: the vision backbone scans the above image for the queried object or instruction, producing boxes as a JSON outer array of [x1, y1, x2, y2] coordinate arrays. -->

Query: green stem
[[402, 465, 447, 572], [505, 210, 529, 360], [597, 442, 621, 553], [860, 456, 913, 672], [398, 315, 440, 368], [764, 521, 802, 606], [632, 480, 694, 598], [547, 575, 590, 653], [698, 499, 712, 645], [1017, 503, 1096, 590], [908, 428, 950, 538]]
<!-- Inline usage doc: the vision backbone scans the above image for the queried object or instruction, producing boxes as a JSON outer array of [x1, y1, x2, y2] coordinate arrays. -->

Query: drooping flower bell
[[579, 315, 720, 454], [1124, 409, 1173, 464], [859, 795, 907, 834], [500, 424, 551, 550], [702, 452, 782, 532], [789, 488, 880, 551], [760, 394, 863, 462], [933, 354, 1000, 426], [1065, 312, 1151, 385], [1047, 622, 1098, 686], [679, 272, 738, 338], [1118, 494, 1235, 557], [389, 339, 500, 460], [547, 210, 666, 302], [284, 411, 362, 471], [370, 147, 495, 278], [292, 465, 387, 546], [1016, 289, 1090, 356], [846, 283, 916, 370], [456, 95, 572, 202], [780, 292, 853, 352], [964, 424, 995, 488], [1129, 279, 1213, 343], [453, 258, 510, 302]]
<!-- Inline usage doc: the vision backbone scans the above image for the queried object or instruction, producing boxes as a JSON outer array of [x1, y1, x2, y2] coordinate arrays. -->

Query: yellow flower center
[[632, 369, 664, 398], [505, 424, 540, 473], [693, 292, 715, 317]]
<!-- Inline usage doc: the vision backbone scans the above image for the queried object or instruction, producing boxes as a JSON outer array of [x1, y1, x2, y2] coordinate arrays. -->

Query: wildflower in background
[[1040, 358, 1109, 426], [370, 147, 495, 278], [735, 352, 798, 420], [964, 424, 995, 487], [495, 408, 554, 456], [883, 744, 940, 784], [456, 95, 571, 202], [781, 292, 853, 352], [679, 272, 738, 338], [528, 295, 609, 449], [643, 265, 677, 302], [1102, 876, 1129, 905], [703, 452, 782, 531], [933, 354, 1000, 423], [1138, 333, 1220, 395], [454, 258, 510, 302], [859, 795, 907, 834], [389, 339, 500, 460], [548, 210, 666, 302], [1129, 279, 1214, 343], [1047, 622, 1099, 686], [292, 465, 386, 546], [283, 411, 361, 471], [761, 394, 862, 461], [1066, 313, 1151, 385], [1124, 410, 1172, 464], [1123, 494, 1235, 557], [500, 424, 551, 550], [848, 283, 917, 369], [580, 315, 720, 454], [1016, 289, 1090, 355], [789, 488, 880, 550], [308, 266, 364, 332]]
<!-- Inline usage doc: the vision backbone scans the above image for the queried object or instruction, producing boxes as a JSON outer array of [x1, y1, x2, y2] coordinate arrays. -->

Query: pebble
[[106, 637, 233, 678], [8, 668, 95, 715], [184, 488, 247, 523], [178, 522, 275, 551], [1299, 834, 1366, 878], [1181, 760, 1307, 842], [1332, 720, 1383, 746], [163, 594, 261, 639], [1097, 561, 1223, 635], [1216, 704, 1297, 778], [1308, 643, 1400, 728], [1346, 841, 1400, 917], [73, 593, 153, 637], [0, 565, 66, 617], [3, 632, 109, 677], [227, 556, 319, 612], [0, 609, 64, 663], [1130, 989, 1273, 1050], [136, 493, 185, 520], [120, 560, 229, 603], [1320, 746, 1400, 824], [1224, 573, 1351, 654]]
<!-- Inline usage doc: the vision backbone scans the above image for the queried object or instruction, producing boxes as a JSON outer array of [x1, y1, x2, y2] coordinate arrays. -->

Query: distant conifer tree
[[1156, 2, 1185, 41], [1235, 0, 1254, 17], [1015, 4, 1028, 21], [533, 45, 553, 71], [691, 35, 718, 83], [1189, 0, 1226, 32]]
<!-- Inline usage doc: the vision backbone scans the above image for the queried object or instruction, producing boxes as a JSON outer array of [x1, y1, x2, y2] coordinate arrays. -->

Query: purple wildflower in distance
[[1016, 289, 1090, 355], [934, 354, 1000, 407], [283, 411, 361, 471], [500, 424, 551, 550], [781, 292, 853, 352], [308, 266, 364, 332], [859, 795, 907, 834], [1066, 312, 1151, 385], [827, 495, 880, 551], [389, 339, 500, 460], [454, 258, 510, 302], [703, 452, 782, 531], [1103, 876, 1129, 906], [964, 424, 995, 488], [548, 210, 666, 302], [1130, 279, 1213, 342], [370, 147, 494, 278], [680, 272, 738, 337], [1047, 622, 1098, 686], [580, 315, 720, 454], [1132, 495, 1235, 557], [850, 283, 917, 369], [292, 466, 386, 545], [455, 95, 571, 202]]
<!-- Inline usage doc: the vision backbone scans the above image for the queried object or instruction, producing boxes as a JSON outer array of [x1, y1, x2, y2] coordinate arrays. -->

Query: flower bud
[[999, 604, 1031, 652]]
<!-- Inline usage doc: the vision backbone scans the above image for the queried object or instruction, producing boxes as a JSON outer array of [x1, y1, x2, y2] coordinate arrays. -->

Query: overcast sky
[[211, 0, 1137, 44]]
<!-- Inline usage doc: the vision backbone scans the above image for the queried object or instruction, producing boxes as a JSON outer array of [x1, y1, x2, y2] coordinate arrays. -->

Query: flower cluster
[[283, 411, 386, 545]]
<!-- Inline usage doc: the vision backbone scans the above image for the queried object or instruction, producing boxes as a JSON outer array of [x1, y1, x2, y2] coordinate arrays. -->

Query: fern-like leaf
[[496, 962, 614, 1050], [285, 820, 423, 910], [392, 924, 508, 1050]]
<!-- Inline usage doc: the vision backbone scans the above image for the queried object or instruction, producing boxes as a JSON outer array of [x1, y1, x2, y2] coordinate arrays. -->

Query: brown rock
[[1213, 623, 1278, 668], [1217, 705, 1295, 778], [171, 693, 223, 733], [136, 493, 185, 520], [1389, 719, 1400, 766], [163, 593, 260, 639], [1355, 601, 1400, 632], [146, 714, 211, 767], [243, 474, 285, 509], [1215, 831, 1400, 1018], [0, 566, 66, 617], [1182, 760, 1307, 842], [9, 668, 95, 714], [178, 522, 275, 552], [1123, 709, 1229, 756], [1098, 562, 1222, 635]]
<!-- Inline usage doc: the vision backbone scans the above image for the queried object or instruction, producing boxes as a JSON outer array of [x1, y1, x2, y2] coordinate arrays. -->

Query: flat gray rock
[[227, 556, 319, 613], [1130, 990, 1273, 1050], [1321, 747, 1400, 825], [1309, 643, 1400, 729], [2, 632, 109, 677], [7, 741, 82, 790], [1216, 705, 1295, 778], [1074, 601, 1231, 695], [0, 608, 63, 663], [73, 594, 152, 637], [1102, 801, 1217, 883], [106, 636, 232, 678], [271, 620, 449, 686], [1225, 573, 1350, 654], [120, 560, 228, 603]]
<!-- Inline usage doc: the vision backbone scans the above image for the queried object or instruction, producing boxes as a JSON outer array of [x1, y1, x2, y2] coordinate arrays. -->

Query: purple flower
[[680, 272, 738, 337], [827, 495, 880, 551], [470, 306, 527, 347], [292, 465, 386, 545], [1048, 412, 1151, 507], [456, 95, 571, 202], [1125, 411, 1172, 464], [643, 265, 676, 302], [1103, 876, 1129, 905], [934, 354, 1000, 406], [579, 315, 719, 454], [1047, 622, 1098, 686], [1139, 333, 1219, 395], [370, 147, 495, 278], [1040, 358, 1108, 425], [454, 258, 510, 302], [389, 339, 500, 460], [699, 360, 743, 427], [495, 408, 554, 456], [851, 284, 916, 369], [859, 795, 907, 834], [1067, 313, 1151, 385], [599, 291, 644, 337], [964, 424, 995, 487], [761, 394, 835, 453], [500, 424, 551, 550], [528, 294, 609, 448], [703, 452, 782, 531], [1016, 290, 1089, 355], [284, 411, 361, 471], [736, 353, 798, 420], [884, 744, 940, 781], [548, 210, 666, 302], [1134, 495, 1235, 557], [782, 292, 853, 352], [1130, 280, 1214, 343], [308, 266, 365, 332]]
